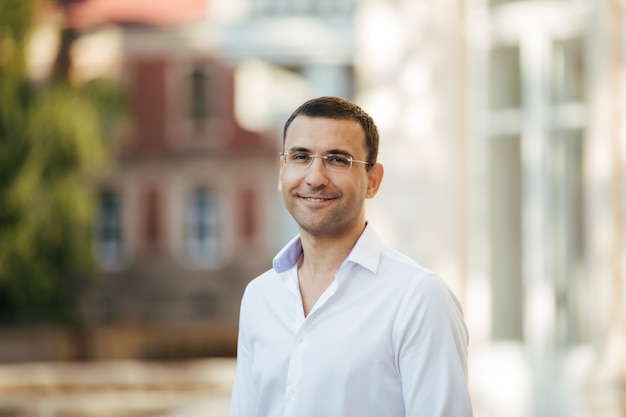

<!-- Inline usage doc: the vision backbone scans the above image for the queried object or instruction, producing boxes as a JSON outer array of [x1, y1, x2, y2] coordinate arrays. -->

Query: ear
[[365, 163, 384, 198]]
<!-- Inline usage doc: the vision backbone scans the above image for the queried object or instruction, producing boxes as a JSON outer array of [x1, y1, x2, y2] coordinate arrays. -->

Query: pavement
[[0, 358, 237, 417]]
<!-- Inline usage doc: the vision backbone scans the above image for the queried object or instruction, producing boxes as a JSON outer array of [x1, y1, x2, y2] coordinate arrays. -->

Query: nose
[[305, 156, 329, 188]]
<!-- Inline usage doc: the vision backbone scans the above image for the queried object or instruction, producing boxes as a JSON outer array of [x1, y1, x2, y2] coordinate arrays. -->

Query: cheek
[[360, 177, 372, 196], [279, 168, 300, 192]]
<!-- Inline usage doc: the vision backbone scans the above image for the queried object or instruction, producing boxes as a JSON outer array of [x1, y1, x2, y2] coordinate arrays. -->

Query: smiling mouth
[[304, 197, 331, 202], [300, 195, 334, 203]]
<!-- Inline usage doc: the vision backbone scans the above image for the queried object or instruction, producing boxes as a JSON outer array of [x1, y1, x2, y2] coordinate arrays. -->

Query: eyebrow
[[286, 147, 355, 157]]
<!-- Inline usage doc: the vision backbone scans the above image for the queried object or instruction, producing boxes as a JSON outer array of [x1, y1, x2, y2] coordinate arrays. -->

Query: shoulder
[[370, 247, 465, 327], [377, 248, 464, 317], [378, 246, 435, 284]]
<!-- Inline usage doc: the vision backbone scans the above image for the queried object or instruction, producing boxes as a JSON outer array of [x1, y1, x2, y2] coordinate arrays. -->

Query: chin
[[298, 220, 354, 237]]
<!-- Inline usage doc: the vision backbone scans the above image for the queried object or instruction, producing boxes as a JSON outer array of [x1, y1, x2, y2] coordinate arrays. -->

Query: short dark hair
[[283, 96, 379, 167]]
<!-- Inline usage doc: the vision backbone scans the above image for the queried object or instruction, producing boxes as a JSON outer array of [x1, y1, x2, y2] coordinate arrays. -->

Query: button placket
[[284, 332, 306, 406]]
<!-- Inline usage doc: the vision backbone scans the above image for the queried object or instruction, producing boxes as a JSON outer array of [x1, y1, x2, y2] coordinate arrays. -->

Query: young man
[[230, 96, 472, 416]]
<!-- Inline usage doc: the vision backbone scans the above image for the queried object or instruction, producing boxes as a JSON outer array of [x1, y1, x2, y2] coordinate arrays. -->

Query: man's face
[[279, 116, 383, 238]]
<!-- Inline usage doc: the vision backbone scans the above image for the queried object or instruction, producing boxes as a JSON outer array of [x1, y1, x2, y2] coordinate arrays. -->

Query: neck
[[298, 222, 366, 276]]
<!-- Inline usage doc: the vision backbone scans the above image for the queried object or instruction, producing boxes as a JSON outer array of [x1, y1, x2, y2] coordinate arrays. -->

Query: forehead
[[285, 116, 366, 154]]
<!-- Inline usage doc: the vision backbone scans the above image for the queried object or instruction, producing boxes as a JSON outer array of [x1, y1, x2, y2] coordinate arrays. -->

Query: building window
[[187, 64, 217, 132], [552, 37, 586, 105], [486, 26, 590, 346], [489, 45, 522, 110], [187, 189, 218, 266], [96, 190, 123, 269], [489, 134, 524, 341]]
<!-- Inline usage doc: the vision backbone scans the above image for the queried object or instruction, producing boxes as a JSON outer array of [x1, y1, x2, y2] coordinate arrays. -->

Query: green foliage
[[0, 0, 34, 75], [0, 0, 126, 323]]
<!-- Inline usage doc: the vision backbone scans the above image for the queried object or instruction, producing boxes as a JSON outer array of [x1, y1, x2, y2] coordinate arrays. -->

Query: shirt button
[[288, 388, 296, 396], [296, 336, 303, 344]]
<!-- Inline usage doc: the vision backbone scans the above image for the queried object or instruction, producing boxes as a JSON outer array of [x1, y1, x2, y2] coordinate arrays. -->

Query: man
[[230, 96, 472, 416]]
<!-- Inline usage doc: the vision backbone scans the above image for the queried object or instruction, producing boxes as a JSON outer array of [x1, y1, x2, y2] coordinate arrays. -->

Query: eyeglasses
[[280, 151, 371, 172]]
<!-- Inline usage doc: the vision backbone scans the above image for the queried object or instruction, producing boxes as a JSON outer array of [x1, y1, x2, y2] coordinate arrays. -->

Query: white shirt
[[230, 225, 472, 417]]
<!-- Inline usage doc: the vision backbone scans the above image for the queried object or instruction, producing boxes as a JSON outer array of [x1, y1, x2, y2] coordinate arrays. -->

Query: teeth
[[306, 198, 326, 202]]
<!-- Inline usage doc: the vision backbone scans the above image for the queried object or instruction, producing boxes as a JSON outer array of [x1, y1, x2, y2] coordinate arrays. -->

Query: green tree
[[0, 0, 125, 324]]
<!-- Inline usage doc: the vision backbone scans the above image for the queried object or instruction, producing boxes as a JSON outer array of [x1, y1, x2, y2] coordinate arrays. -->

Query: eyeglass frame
[[279, 150, 372, 171]]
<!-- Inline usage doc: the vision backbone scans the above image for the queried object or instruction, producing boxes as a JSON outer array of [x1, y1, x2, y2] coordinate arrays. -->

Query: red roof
[[62, 0, 207, 30]]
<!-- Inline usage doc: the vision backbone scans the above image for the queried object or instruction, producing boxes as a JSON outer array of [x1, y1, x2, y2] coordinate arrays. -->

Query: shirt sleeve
[[229, 288, 257, 417], [394, 274, 473, 416]]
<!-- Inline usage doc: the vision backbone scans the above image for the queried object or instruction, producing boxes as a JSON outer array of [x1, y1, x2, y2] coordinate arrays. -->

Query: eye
[[289, 152, 312, 163], [326, 154, 351, 167]]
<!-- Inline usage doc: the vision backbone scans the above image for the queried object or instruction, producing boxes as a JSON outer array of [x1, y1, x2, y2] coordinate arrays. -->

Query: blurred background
[[0, 0, 624, 416]]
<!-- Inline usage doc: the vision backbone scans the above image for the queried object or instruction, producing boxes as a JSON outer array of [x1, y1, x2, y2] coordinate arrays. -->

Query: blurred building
[[65, 1, 282, 359], [355, 0, 626, 416], [5, 0, 359, 362]]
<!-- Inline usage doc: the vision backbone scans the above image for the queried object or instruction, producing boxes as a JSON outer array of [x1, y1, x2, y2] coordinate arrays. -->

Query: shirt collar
[[272, 234, 303, 273], [272, 223, 383, 275], [345, 225, 382, 274]]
